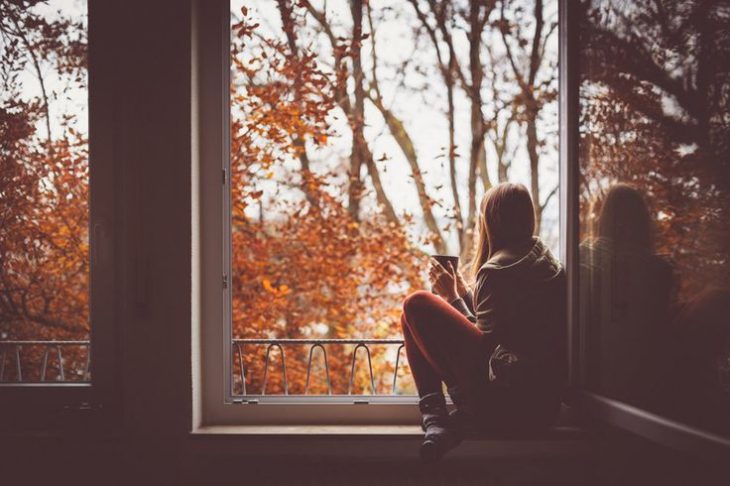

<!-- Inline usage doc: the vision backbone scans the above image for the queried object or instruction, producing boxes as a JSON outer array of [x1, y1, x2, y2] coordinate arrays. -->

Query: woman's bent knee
[[403, 290, 438, 316]]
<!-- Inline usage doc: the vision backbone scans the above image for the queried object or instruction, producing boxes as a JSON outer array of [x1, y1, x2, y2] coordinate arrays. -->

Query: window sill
[[192, 424, 422, 436], [188, 424, 591, 459]]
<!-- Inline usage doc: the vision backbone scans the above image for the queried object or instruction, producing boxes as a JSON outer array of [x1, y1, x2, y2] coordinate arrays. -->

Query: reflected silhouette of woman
[[581, 184, 674, 407], [401, 183, 566, 462]]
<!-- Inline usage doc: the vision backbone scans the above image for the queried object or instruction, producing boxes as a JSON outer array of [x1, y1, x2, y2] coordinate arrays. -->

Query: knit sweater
[[450, 237, 567, 387]]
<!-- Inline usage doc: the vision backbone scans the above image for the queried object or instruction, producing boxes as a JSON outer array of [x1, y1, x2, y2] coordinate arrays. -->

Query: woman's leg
[[402, 290, 486, 393], [401, 315, 442, 397], [401, 290, 486, 461]]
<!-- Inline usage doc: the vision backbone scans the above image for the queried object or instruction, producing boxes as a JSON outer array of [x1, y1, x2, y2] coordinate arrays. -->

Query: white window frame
[[194, 0, 425, 427]]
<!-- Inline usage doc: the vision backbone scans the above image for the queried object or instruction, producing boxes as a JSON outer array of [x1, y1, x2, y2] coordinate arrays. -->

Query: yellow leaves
[[262, 278, 291, 297]]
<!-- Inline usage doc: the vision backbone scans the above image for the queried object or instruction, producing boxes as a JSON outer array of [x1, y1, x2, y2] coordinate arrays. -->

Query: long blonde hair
[[469, 183, 536, 279]]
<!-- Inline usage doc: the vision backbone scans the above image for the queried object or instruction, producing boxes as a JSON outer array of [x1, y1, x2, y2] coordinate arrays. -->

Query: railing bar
[[261, 344, 272, 396], [392, 344, 404, 395], [0, 340, 90, 345], [279, 344, 288, 395], [321, 345, 332, 395], [365, 345, 376, 395], [261, 343, 288, 395], [84, 345, 91, 381], [41, 348, 50, 382], [347, 344, 357, 395], [56, 346, 65, 381], [14, 345, 22, 382], [233, 338, 403, 345], [348, 343, 376, 395], [0, 348, 6, 381], [304, 344, 315, 395], [236, 343, 246, 396], [3, 339, 400, 345], [304, 343, 332, 395]]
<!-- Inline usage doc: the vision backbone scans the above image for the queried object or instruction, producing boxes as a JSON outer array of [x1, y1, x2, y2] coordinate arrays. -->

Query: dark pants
[[401, 290, 488, 398], [401, 290, 559, 430]]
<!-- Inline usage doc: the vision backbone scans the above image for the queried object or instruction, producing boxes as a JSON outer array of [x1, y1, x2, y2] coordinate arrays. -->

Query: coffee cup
[[431, 254, 459, 272]]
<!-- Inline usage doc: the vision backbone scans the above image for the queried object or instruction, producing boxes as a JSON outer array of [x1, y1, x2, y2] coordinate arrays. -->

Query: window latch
[[233, 398, 259, 405]]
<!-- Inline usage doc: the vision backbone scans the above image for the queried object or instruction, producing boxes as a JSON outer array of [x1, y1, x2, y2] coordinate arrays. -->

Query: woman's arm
[[442, 266, 477, 321], [449, 294, 477, 323], [463, 289, 475, 314], [473, 270, 503, 347]]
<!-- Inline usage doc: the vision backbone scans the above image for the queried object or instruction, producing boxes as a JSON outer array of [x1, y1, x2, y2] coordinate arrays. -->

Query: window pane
[[229, 0, 559, 397], [0, 1, 89, 383], [578, 0, 730, 436]]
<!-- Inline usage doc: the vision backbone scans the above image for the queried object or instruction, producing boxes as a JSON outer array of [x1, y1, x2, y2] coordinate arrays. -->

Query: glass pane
[[229, 0, 559, 397], [0, 1, 89, 383], [578, 0, 730, 436]]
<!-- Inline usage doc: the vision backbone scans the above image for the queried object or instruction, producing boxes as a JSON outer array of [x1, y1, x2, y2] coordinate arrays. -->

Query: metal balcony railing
[[0, 340, 91, 383], [232, 338, 412, 397], [1, 338, 412, 395]]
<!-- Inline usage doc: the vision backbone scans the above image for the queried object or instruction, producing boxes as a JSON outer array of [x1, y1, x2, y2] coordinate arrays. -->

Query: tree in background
[[0, 0, 561, 392], [231, 0, 560, 393], [231, 5, 423, 393], [0, 0, 88, 380]]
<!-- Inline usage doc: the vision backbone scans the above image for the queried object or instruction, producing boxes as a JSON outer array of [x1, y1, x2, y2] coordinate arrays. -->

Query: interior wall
[[112, 0, 192, 438], [96, 0, 193, 437]]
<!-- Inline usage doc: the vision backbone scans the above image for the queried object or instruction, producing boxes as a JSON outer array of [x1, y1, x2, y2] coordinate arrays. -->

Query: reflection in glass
[[578, 0, 730, 436]]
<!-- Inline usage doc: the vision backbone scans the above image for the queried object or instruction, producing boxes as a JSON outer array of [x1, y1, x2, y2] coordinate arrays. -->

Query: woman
[[401, 183, 566, 462]]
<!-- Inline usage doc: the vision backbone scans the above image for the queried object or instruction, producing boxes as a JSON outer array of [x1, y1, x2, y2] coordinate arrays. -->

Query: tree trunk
[[367, 95, 446, 253], [446, 55, 464, 246], [408, 0, 464, 246], [464, 1, 488, 259], [362, 143, 399, 224], [276, 0, 320, 210], [348, 0, 365, 221], [526, 108, 541, 234]]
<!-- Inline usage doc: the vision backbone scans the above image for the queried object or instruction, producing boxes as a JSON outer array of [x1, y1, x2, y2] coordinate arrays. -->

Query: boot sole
[[419, 437, 462, 463]]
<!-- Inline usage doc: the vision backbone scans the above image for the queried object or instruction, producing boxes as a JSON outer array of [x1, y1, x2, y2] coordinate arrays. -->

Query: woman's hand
[[429, 259, 459, 302], [455, 270, 470, 299]]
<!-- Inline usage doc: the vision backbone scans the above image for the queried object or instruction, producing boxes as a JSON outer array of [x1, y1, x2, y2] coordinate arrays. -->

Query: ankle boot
[[418, 392, 460, 462], [446, 385, 475, 433]]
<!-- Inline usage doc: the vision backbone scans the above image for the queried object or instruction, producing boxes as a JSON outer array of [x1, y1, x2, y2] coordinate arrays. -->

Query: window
[[1, 1, 90, 384], [0, 0, 115, 425], [198, 0, 561, 425], [569, 0, 730, 447], [0, 2, 91, 390]]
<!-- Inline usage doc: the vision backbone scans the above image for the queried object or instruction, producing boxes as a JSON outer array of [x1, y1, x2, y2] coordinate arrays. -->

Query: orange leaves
[[232, 6, 259, 44], [0, 3, 90, 344], [226, 3, 427, 395], [261, 278, 292, 297]]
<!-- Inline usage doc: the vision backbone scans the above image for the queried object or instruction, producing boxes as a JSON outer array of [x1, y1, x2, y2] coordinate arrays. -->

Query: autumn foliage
[[0, 0, 88, 380], [231, 6, 425, 394], [1, 0, 563, 391], [227, 0, 565, 395]]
